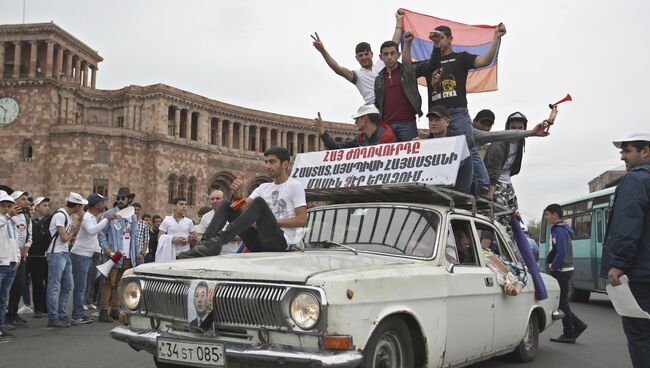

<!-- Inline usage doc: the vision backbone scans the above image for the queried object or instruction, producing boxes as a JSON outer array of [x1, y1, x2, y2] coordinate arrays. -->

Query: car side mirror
[[446, 263, 454, 274]]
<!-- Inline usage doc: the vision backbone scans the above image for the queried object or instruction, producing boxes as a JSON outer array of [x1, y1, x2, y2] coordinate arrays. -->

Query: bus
[[538, 186, 616, 303]]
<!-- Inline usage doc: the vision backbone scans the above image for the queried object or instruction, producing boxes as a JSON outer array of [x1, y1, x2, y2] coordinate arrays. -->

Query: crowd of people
[[0, 9, 648, 368]]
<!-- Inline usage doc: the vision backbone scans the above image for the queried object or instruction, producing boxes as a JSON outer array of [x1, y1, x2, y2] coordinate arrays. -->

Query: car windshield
[[303, 205, 441, 258]]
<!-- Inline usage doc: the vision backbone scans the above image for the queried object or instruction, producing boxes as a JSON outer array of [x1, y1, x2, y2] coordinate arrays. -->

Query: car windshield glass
[[303, 206, 440, 258]]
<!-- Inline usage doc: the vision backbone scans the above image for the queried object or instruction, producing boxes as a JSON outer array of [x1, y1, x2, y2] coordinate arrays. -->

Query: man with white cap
[[5, 190, 31, 328], [27, 196, 50, 318], [46, 192, 85, 328], [601, 133, 650, 368], [0, 191, 21, 339], [313, 105, 396, 150]]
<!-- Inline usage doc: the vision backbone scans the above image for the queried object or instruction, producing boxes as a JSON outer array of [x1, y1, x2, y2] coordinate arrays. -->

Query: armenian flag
[[400, 9, 500, 93]]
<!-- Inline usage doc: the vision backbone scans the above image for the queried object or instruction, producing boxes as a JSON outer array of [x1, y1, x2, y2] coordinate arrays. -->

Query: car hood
[[132, 251, 416, 283]]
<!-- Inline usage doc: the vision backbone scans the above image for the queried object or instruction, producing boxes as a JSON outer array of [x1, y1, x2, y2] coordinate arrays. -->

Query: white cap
[[613, 133, 650, 148], [34, 197, 50, 206], [351, 104, 380, 119], [0, 190, 15, 203], [10, 190, 28, 200], [67, 192, 88, 205]]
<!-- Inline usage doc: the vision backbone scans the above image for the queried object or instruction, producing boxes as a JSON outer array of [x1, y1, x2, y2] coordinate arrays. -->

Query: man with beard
[[97, 187, 141, 323], [178, 147, 307, 258], [189, 281, 213, 331]]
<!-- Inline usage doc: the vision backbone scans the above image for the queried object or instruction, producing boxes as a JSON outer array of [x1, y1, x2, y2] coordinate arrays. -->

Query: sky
[[1, 0, 647, 221]]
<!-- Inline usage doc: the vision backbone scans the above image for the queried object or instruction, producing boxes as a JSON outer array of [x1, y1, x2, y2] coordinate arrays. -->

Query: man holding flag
[[400, 9, 506, 193]]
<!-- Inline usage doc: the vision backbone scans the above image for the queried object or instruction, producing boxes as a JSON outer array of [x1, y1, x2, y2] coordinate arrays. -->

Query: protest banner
[[291, 136, 469, 190]]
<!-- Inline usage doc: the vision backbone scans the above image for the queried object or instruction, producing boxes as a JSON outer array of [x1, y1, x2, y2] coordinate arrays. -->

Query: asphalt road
[[0, 293, 632, 368]]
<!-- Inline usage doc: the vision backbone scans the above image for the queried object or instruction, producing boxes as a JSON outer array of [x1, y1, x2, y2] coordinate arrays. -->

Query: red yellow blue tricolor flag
[[400, 9, 500, 93]]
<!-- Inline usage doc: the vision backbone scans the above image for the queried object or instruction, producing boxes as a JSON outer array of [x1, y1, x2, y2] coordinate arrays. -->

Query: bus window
[[596, 210, 603, 243], [572, 214, 592, 240]]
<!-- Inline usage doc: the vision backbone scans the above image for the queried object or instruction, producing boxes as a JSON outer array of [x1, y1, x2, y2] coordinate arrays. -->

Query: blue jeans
[[70, 253, 93, 319], [623, 282, 650, 368], [448, 107, 490, 187], [387, 121, 418, 142], [0, 265, 16, 330], [46, 252, 73, 321]]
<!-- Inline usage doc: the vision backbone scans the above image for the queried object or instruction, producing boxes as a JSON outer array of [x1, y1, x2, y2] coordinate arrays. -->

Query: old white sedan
[[111, 186, 561, 368]]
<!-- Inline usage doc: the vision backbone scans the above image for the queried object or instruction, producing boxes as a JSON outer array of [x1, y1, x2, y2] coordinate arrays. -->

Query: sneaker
[[98, 310, 113, 323], [5, 324, 15, 331], [83, 305, 88, 310], [46, 319, 70, 328], [18, 305, 34, 314], [550, 334, 576, 343], [178, 237, 223, 258], [8, 317, 27, 329], [109, 310, 121, 321], [91, 310, 100, 317], [0, 329, 15, 339], [85, 304, 97, 310], [32, 312, 45, 319], [71, 316, 94, 325], [574, 321, 588, 340]]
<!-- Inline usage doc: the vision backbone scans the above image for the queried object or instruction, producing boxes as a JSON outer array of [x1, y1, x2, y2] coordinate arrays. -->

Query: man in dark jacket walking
[[544, 203, 587, 343], [601, 133, 650, 368]]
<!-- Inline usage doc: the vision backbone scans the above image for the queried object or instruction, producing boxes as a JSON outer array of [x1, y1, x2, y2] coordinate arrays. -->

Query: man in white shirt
[[0, 190, 21, 339], [158, 197, 194, 257], [6, 190, 32, 328], [178, 147, 307, 258], [46, 192, 84, 328], [70, 193, 115, 325], [311, 10, 405, 105]]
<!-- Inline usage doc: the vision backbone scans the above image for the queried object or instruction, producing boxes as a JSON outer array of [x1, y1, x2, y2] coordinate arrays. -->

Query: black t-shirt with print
[[428, 52, 477, 109]]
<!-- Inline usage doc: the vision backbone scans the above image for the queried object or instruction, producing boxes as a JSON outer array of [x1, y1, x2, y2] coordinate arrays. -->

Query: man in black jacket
[[601, 133, 650, 368]]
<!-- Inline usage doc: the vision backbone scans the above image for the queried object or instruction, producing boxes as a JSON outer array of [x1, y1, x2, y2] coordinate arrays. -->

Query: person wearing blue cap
[[69, 193, 116, 325]]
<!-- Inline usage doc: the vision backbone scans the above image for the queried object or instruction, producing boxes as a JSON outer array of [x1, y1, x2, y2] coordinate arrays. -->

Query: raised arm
[[473, 121, 549, 145], [474, 23, 506, 68], [311, 33, 355, 82], [392, 10, 405, 45], [402, 31, 413, 64]]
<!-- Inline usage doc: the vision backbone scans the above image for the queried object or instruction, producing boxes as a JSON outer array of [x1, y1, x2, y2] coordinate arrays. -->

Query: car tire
[[568, 282, 591, 303], [362, 317, 415, 368], [508, 313, 539, 363]]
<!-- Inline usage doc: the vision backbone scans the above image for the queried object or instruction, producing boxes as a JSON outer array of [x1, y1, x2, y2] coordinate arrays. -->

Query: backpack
[[29, 210, 67, 256]]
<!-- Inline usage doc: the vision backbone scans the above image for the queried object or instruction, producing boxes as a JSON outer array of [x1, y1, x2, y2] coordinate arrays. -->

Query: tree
[[527, 219, 541, 243]]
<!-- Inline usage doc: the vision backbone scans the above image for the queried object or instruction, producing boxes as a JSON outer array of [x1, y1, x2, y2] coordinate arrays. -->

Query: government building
[[0, 22, 355, 217]]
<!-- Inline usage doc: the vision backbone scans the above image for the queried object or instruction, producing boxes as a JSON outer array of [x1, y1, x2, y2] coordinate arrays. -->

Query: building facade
[[0, 22, 355, 217]]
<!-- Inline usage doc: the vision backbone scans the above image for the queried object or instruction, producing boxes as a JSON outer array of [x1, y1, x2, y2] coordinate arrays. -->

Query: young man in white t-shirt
[[158, 197, 194, 257], [310, 10, 405, 105], [46, 192, 85, 328], [178, 147, 307, 258]]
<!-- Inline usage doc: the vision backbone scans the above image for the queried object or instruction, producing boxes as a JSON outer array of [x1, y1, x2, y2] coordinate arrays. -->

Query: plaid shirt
[[136, 219, 150, 254]]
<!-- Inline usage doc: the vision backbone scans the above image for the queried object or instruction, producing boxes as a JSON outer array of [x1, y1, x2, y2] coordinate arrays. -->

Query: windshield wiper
[[311, 240, 358, 255]]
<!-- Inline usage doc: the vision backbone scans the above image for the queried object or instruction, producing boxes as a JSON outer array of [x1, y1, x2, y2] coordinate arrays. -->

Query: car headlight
[[123, 280, 141, 311], [290, 292, 320, 329]]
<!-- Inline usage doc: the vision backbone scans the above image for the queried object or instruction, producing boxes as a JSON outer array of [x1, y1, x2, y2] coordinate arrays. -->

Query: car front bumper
[[110, 326, 363, 368]]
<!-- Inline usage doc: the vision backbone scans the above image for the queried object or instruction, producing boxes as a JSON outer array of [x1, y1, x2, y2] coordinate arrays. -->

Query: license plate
[[157, 338, 226, 367]]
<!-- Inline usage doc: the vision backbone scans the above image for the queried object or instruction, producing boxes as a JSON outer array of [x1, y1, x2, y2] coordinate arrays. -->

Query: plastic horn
[[549, 94, 572, 109]]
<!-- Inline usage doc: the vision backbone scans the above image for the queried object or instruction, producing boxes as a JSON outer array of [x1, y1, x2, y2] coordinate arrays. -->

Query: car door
[[475, 220, 532, 350], [443, 217, 497, 364]]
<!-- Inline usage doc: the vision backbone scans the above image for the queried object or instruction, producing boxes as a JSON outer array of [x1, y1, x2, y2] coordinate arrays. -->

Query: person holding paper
[[601, 133, 650, 368]]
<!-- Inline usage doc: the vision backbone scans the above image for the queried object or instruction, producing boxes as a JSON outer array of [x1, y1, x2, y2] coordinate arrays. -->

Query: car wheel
[[362, 317, 415, 368], [508, 313, 539, 363], [568, 282, 591, 303]]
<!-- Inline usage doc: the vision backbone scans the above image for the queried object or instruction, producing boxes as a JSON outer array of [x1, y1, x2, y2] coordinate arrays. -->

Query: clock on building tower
[[0, 97, 20, 124]]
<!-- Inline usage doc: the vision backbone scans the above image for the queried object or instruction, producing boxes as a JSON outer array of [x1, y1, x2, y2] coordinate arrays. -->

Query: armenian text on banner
[[400, 8, 500, 93], [291, 136, 470, 190]]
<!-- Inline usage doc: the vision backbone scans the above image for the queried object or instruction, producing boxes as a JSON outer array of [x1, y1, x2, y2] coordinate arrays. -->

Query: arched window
[[168, 174, 177, 204], [96, 142, 108, 163], [188, 177, 196, 206], [178, 175, 187, 199], [22, 139, 33, 162]]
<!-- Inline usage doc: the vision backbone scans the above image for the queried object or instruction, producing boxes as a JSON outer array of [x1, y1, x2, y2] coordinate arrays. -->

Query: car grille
[[213, 283, 287, 329], [142, 279, 190, 321]]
